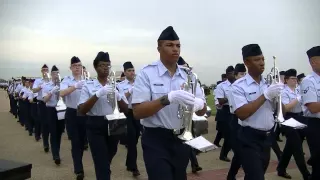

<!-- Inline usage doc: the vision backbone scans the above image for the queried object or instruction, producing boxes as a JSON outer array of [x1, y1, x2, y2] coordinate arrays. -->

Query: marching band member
[[227, 63, 246, 180], [60, 56, 86, 180], [213, 79, 223, 147], [215, 65, 235, 162], [300, 46, 320, 180], [277, 68, 310, 180], [28, 79, 41, 141], [43, 65, 65, 165], [131, 26, 206, 180], [32, 64, 50, 152], [177, 56, 203, 173], [297, 73, 306, 85], [15, 77, 26, 127], [230, 44, 283, 180], [117, 61, 141, 176], [77, 51, 128, 180]]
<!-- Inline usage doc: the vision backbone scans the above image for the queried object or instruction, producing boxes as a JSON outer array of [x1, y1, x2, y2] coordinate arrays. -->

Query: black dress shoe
[[83, 144, 88, 151], [219, 157, 231, 162], [54, 158, 61, 165], [132, 170, 140, 177], [44, 147, 49, 153], [192, 166, 203, 173], [278, 172, 292, 179], [214, 144, 222, 147], [76, 172, 84, 180]]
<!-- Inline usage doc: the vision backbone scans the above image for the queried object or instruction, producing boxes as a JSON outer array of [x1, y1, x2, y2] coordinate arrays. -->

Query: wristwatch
[[160, 95, 170, 106]]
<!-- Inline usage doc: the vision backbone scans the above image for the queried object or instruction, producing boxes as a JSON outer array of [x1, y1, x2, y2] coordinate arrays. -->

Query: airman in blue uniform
[[117, 61, 142, 176], [42, 65, 65, 165], [276, 68, 310, 180], [60, 56, 86, 180], [230, 44, 283, 180], [300, 46, 320, 180], [215, 65, 236, 162], [227, 63, 246, 180], [32, 64, 51, 152], [131, 26, 207, 180], [77, 51, 128, 180]]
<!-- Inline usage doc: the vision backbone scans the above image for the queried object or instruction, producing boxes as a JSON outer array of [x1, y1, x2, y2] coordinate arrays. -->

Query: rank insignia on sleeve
[[303, 87, 309, 94]]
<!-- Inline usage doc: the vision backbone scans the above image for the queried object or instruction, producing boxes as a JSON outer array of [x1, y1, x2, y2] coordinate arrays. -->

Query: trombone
[[177, 66, 198, 141], [266, 56, 285, 125]]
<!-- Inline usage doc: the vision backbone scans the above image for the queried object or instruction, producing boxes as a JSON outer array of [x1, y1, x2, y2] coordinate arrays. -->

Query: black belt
[[241, 126, 272, 137], [143, 126, 185, 135], [286, 112, 303, 116]]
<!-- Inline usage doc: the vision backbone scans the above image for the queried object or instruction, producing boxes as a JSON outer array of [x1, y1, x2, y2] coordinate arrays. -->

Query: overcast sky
[[0, 0, 319, 84]]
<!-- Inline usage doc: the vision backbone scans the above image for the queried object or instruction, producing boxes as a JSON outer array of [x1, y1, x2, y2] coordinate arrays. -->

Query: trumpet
[[54, 73, 62, 102], [266, 56, 285, 124], [177, 66, 198, 141], [105, 66, 126, 121], [43, 72, 51, 83], [81, 68, 90, 80]]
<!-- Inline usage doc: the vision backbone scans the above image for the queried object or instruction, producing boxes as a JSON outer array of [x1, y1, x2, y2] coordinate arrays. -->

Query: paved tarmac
[[0, 90, 310, 179]]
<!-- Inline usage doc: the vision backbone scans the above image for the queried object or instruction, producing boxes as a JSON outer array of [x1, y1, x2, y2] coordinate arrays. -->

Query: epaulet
[[233, 77, 245, 85], [63, 76, 70, 80]]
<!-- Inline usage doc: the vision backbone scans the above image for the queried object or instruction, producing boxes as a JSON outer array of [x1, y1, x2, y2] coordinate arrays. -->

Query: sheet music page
[[184, 136, 218, 152], [281, 118, 307, 128]]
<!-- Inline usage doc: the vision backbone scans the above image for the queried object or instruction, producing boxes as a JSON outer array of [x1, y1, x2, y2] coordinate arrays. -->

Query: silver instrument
[[266, 56, 285, 124], [177, 66, 198, 141], [105, 66, 126, 121], [81, 68, 90, 80], [43, 72, 51, 83]]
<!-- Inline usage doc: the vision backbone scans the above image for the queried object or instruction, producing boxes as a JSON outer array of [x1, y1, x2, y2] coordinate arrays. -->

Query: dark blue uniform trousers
[[65, 108, 87, 174], [277, 113, 310, 179], [86, 116, 120, 180], [38, 101, 50, 149], [227, 114, 241, 180], [125, 109, 142, 170], [46, 107, 65, 160], [142, 127, 190, 180], [307, 117, 320, 180], [31, 102, 41, 140], [238, 126, 273, 180]]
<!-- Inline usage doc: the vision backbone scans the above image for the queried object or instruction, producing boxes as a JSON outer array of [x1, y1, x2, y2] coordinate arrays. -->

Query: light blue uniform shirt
[[215, 80, 232, 106], [77, 79, 113, 116], [32, 78, 46, 101], [281, 85, 302, 113], [213, 88, 222, 110], [61, 76, 82, 109], [131, 60, 205, 130], [300, 72, 320, 118], [42, 81, 59, 107], [117, 78, 134, 109], [230, 74, 275, 131]]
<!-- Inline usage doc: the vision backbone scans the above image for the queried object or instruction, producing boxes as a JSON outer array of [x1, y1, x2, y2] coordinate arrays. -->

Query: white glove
[[50, 86, 59, 94], [296, 95, 302, 102], [193, 97, 204, 112], [168, 90, 195, 106], [95, 85, 113, 98], [74, 80, 86, 89], [263, 83, 284, 100]]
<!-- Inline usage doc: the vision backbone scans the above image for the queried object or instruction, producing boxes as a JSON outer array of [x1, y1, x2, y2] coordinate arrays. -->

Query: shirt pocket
[[150, 85, 168, 100]]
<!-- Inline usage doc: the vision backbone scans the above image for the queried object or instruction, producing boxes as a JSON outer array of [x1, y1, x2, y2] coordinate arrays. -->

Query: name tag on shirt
[[249, 92, 256, 95], [153, 84, 164, 86]]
